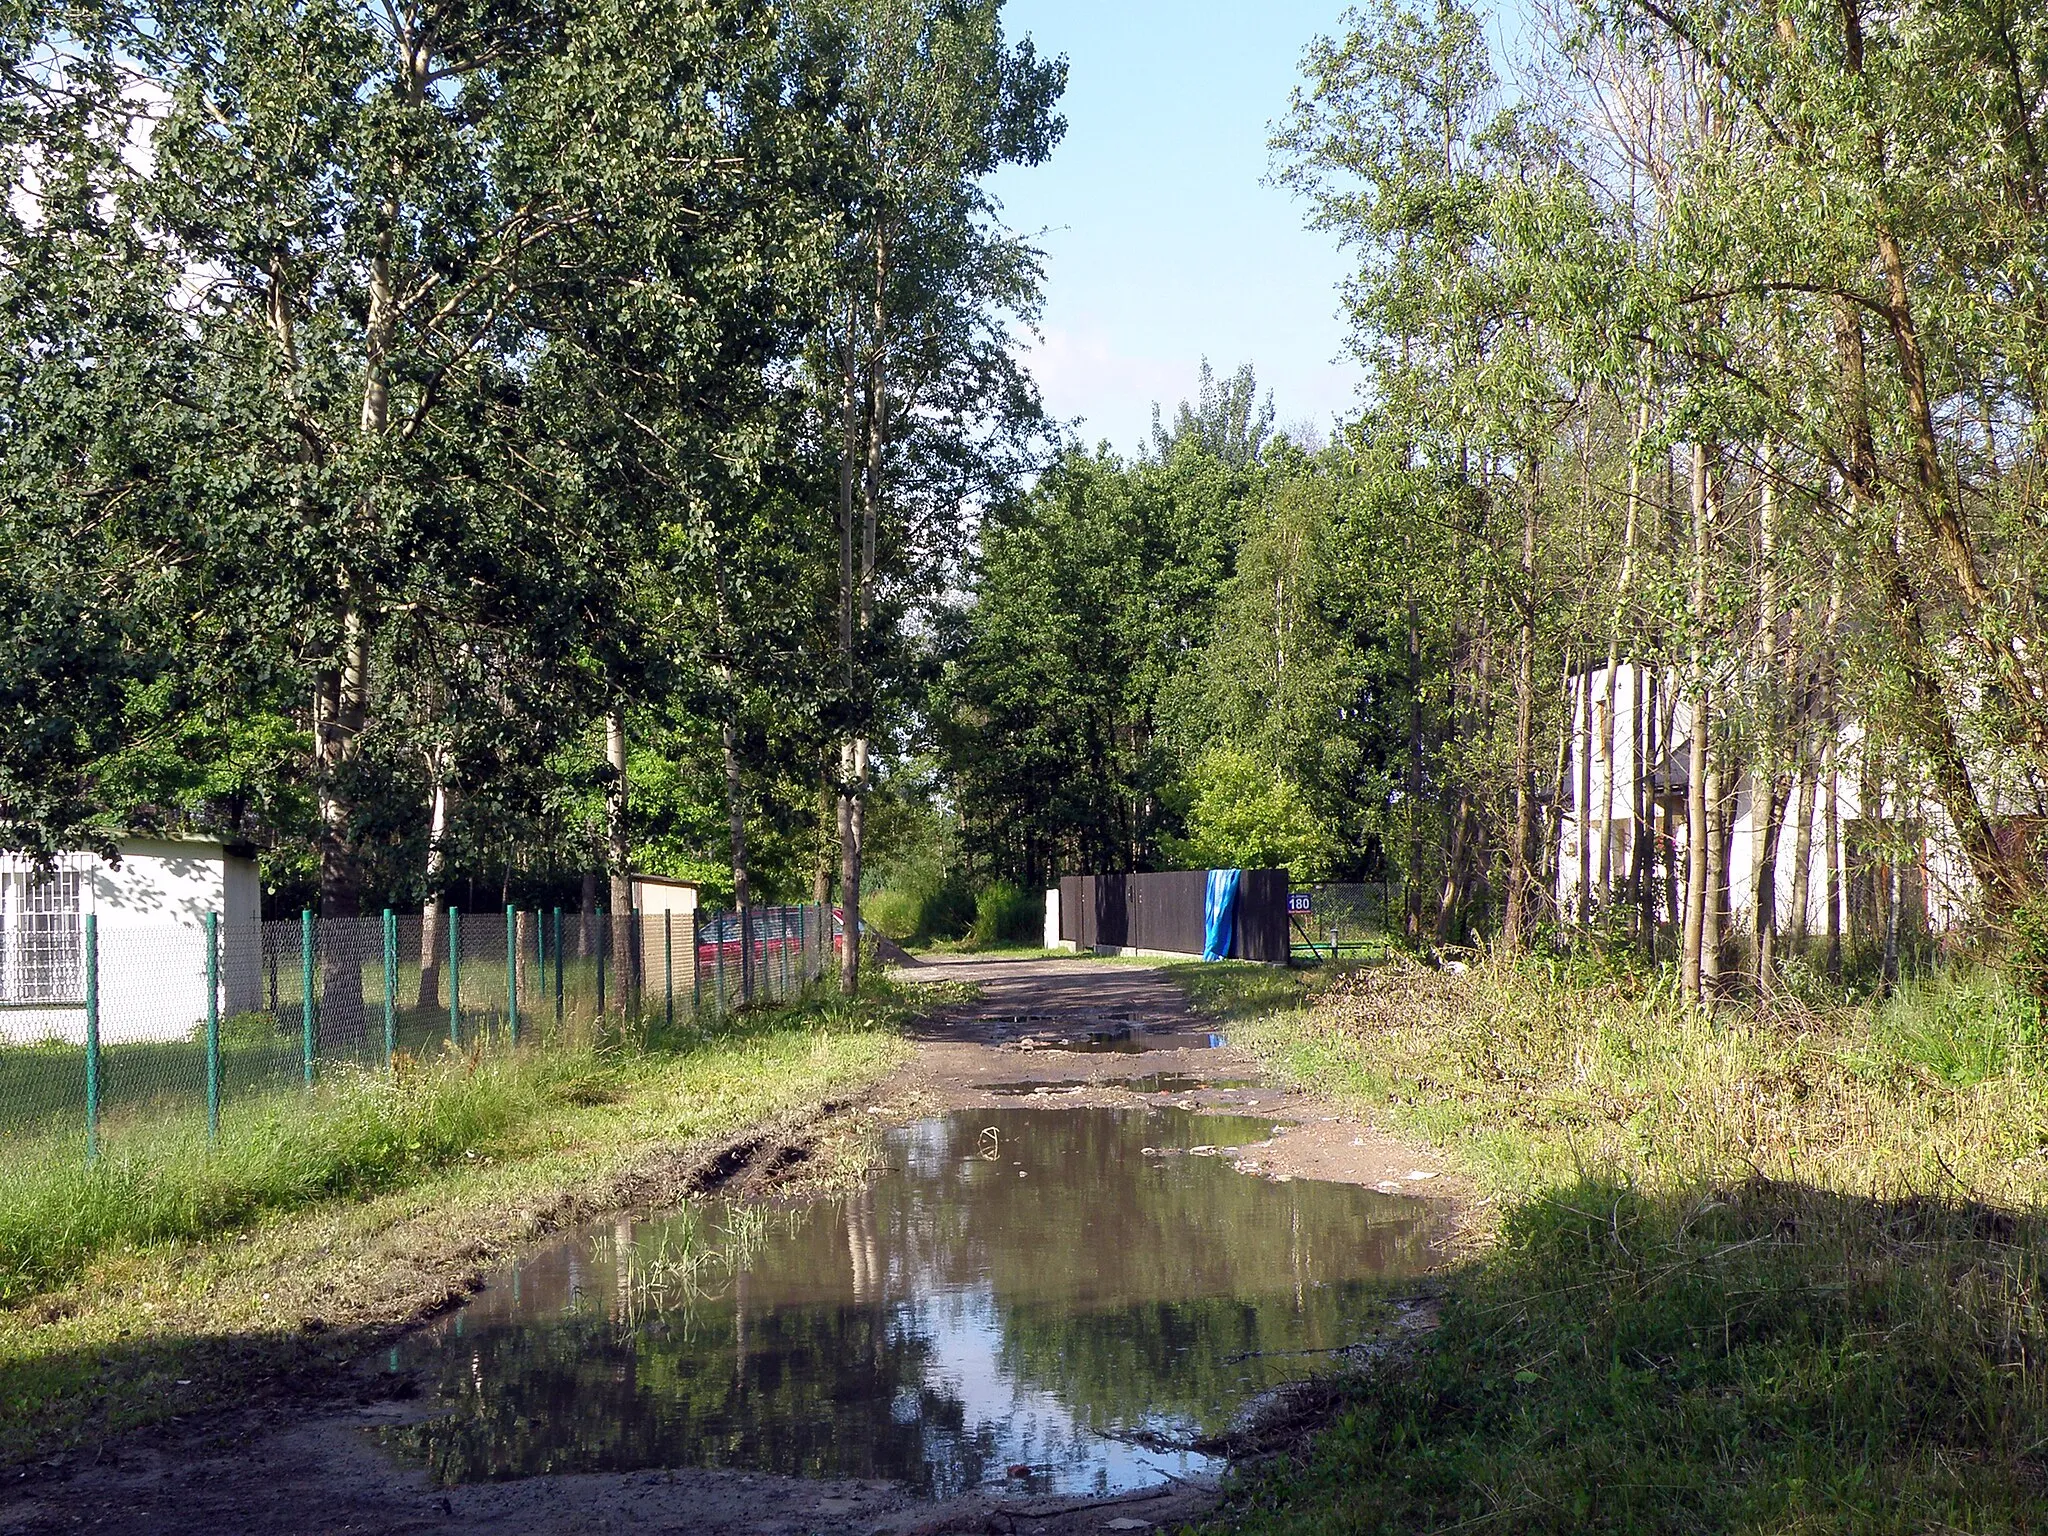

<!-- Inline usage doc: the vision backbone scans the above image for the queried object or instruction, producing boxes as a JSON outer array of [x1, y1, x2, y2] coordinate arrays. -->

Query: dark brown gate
[[1058, 868, 1288, 963]]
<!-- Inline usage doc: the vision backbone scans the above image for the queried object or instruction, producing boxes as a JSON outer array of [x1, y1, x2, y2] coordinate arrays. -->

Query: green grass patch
[[1192, 957, 2048, 1535], [0, 1052, 564, 1306], [1218, 1177, 2048, 1534], [1169, 956, 1322, 1022]]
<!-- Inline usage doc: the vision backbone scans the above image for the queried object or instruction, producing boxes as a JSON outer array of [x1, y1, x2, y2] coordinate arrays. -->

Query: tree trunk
[[1751, 440, 1784, 998], [1832, 299, 2005, 907], [1577, 659, 1592, 925], [1437, 795, 1472, 944], [311, 31, 427, 1016], [1702, 754, 1725, 1000], [1785, 760, 1816, 954], [1405, 590, 1425, 939], [723, 715, 754, 1001], [1681, 441, 1713, 1004], [838, 738, 869, 992], [1633, 660, 1652, 954], [605, 710, 633, 1014], [1502, 459, 1539, 950], [1601, 388, 1647, 912], [1824, 727, 1843, 980], [813, 746, 837, 906], [1790, 551, 1844, 953], [417, 752, 450, 1009], [837, 231, 889, 994]]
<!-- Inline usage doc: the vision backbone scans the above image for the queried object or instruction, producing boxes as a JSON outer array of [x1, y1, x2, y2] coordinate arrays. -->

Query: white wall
[[1558, 665, 1971, 939], [1044, 888, 1070, 950], [629, 878, 699, 916], [0, 840, 258, 1046]]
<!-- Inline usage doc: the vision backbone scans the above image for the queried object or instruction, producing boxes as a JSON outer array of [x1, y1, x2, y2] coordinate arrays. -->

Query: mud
[[0, 956, 1456, 1536]]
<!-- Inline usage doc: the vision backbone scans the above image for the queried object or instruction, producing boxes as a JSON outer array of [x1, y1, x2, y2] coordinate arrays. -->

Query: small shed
[[0, 836, 260, 1046], [627, 875, 700, 918]]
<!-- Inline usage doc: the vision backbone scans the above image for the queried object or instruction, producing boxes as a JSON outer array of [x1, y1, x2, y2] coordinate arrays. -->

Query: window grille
[[0, 871, 83, 1005]]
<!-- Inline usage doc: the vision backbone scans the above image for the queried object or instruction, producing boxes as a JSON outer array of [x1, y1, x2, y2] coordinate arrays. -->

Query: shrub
[[862, 887, 924, 942], [970, 881, 1041, 947]]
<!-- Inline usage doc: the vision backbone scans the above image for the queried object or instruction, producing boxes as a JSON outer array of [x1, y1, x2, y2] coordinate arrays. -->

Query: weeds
[[1207, 956, 2048, 1534]]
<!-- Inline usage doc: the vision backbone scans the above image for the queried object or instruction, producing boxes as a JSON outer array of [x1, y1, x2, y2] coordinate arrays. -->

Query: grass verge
[[1194, 955, 2048, 1533], [0, 978, 929, 1462]]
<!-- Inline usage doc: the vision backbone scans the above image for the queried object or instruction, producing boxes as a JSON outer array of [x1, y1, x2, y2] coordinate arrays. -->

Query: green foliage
[[2002, 893, 2048, 1003], [969, 881, 1040, 946], [940, 437, 1245, 883], [1162, 745, 1331, 877], [1866, 969, 2045, 1088]]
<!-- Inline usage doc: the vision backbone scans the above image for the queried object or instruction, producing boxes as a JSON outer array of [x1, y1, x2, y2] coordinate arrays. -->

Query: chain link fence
[[1287, 882, 1400, 962], [0, 901, 839, 1164]]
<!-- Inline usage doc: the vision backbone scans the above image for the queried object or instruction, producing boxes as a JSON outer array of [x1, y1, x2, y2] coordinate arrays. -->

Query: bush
[[969, 881, 1041, 947], [862, 887, 925, 942], [863, 859, 974, 945]]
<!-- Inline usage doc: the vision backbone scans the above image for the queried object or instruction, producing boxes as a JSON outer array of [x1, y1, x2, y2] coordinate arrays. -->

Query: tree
[[802, 0, 1065, 991]]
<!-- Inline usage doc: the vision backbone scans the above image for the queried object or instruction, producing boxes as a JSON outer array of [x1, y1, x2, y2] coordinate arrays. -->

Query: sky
[[984, 1, 1369, 458]]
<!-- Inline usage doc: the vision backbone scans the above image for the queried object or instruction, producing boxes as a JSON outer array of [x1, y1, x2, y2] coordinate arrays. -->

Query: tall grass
[[1231, 956, 2048, 1202], [0, 1051, 567, 1305], [0, 973, 911, 1309], [1210, 957, 2048, 1534]]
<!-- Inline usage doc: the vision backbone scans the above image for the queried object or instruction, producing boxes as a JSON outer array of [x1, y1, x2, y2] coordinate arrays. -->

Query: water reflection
[[382, 1108, 1437, 1496]]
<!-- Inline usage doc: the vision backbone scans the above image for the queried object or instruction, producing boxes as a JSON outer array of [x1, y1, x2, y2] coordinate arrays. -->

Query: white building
[[1557, 662, 1972, 944], [0, 836, 261, 1046]]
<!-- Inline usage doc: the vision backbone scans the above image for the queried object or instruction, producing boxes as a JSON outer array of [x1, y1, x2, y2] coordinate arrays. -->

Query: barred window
[[0, 871, 83, 1005]]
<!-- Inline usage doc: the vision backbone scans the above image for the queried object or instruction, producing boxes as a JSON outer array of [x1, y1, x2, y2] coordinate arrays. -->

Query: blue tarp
[[1203, 868, 1241, 961]]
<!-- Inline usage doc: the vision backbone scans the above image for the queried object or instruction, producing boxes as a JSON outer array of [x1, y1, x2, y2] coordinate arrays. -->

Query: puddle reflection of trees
[[388, 1109, 1440, 1493]]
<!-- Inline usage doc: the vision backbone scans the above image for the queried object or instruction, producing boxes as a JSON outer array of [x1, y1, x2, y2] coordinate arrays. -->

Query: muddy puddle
[[379, 1107, 1438, 1499], [985, 1073, 1258, 1096]]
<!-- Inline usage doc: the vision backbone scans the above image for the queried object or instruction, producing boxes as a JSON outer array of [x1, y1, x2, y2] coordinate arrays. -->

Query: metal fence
[[1288, 882, 1400, 962], [0, 901, 838, 1162]]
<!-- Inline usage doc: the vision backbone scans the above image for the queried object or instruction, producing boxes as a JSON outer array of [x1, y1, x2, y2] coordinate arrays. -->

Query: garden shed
[[0, 836, 261, 1047]]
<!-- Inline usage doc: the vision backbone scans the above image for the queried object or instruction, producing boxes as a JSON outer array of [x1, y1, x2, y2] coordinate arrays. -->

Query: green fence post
[[506, 903, 519, 1047], [553, 907, 564, 1027], [205, 911, 221, 1141], [663, 909, 674, 1029], [84, 913, 100, 1162], [300, 909, 316, 1087], [690, 909, 701, 1017], [448, 906, 462, 1049], [382, 908, 397, 1068], [596, 905, 607, 1017]]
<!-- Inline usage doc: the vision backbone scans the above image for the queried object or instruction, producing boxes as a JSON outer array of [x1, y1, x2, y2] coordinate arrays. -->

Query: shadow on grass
[[1212, 1175, 2048, 1534], [1170, 959, 1326, 1024]]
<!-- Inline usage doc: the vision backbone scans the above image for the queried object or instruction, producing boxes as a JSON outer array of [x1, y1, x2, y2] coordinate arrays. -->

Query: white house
[[0, 836, 261, 1047], [1557, 662, 1972, 945]]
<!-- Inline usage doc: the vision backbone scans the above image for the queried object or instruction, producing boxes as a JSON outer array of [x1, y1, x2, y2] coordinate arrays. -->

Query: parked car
[[693, 905, 836, 971]]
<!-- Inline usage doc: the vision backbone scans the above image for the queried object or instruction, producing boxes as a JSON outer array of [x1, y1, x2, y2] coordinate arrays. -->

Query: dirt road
[[1, 957, 1451, 1536]]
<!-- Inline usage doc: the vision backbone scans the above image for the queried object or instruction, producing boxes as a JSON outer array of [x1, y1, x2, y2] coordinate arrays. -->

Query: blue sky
[[986, 0, 1367, 457]]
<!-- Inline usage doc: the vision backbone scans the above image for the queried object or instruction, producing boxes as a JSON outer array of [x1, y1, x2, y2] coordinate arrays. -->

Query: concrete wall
[[0, 840, 259, 1046], [1043, 888, 1075, 950]]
